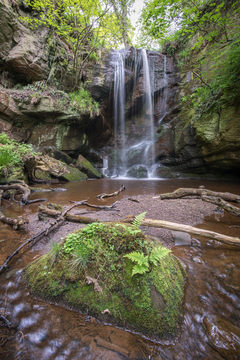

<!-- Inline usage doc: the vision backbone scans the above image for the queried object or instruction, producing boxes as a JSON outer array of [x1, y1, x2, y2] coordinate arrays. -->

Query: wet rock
[[25, 223, 186, 338], [76, 154, 103, 178], [126, 165, 148, 178], [172, 231, 192, 246], [204, 315, 240, 359]]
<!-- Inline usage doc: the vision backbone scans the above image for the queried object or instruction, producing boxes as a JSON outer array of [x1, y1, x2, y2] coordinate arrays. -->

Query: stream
[[0, 178, 240, 360]]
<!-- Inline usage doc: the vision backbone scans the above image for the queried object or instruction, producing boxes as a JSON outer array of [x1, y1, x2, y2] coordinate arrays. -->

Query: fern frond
[[124, 251, 148, 265], [124, 251, 149, 276], [132, 212, 147, 228], [149, 246, 171, 266], [132, 263, 149, 276]]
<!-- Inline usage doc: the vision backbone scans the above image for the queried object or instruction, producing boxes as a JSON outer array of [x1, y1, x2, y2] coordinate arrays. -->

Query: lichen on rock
[[25, 222, 185, 338]]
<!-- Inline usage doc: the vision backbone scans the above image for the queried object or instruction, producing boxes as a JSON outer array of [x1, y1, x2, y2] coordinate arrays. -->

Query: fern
[[124, 251, 149, 276], [132, 212, 147, 228], [149, 246, 171, 266]]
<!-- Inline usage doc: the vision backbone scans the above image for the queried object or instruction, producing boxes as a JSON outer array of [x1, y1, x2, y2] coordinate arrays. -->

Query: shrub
[[69, 87, 99, 117]]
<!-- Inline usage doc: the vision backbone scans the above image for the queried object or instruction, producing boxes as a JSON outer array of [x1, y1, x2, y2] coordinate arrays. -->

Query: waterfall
[[110, 48, 157, 179]]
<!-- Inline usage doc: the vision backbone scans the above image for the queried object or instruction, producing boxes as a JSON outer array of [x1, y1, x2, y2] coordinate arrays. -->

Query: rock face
[[0, 2, 105, 174], [0, 1, 49, 83], [25, 222, 185, 338]]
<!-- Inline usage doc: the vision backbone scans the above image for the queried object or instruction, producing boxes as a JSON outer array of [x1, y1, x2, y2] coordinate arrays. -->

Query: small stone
[[192, 256, 202, 264]]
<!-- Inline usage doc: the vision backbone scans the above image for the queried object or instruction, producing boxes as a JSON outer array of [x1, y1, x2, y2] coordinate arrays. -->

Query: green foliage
[[0, 133, 36, 173], [69, 87, 100, 117], [149, 246, 171, 266], [124, 251, 149, 275], [124, 245, 172, 276], [0, 133, 12, 145], [139, 0, 240, 48], [25, 221, 185, 337], [20, 0, 134, 88], [189, 39, 240, 120], [132, 211, 146, 228]]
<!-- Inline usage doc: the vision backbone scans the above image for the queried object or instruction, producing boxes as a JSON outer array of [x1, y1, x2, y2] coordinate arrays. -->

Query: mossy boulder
[[76, 154, 103, 178], [25, 222, 185, 338], [61, 165, 87, 181]]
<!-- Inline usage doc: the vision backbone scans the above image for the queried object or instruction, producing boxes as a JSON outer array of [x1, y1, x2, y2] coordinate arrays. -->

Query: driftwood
[[97, 184, 125, 199], [0, 202, 87, 274], [128, 197, 140, 203], [39, 202, 240, 246], [0, 181, 45, 229], [70, 200, 118, 211], [0, 181, 46, 205], [202, 195, 240, 217], [0, 210, 28, 230], [122, 216, 240, 246], [155, 188, 240, 203]]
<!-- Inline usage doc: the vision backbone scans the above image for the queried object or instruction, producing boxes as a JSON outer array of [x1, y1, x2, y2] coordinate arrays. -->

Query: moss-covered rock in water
[[25, 222, 185, 338], [76, 154, 103, 178]]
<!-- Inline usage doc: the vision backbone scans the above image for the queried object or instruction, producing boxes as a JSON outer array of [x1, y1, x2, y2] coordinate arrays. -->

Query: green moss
[[25, 222, 185, 338], [77, 154, 102, 178], [61, 165, 87, 181]]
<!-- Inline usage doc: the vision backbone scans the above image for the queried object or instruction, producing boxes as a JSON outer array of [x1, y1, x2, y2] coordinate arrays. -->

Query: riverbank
[[1, 179, 240, 360]]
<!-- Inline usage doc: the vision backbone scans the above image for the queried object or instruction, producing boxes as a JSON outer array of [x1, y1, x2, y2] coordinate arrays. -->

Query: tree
[[108, 0, 134, 47], [21, 0, 134, 88], [139, 0, 240, 47]]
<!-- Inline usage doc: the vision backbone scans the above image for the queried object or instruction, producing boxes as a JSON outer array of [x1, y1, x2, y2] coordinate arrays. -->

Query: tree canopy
[[139, 0, 240, 48]]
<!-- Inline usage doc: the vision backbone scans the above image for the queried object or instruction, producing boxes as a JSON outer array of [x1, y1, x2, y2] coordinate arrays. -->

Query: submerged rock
[[25, 222, 185, 338], [204, 315, 240, 359]]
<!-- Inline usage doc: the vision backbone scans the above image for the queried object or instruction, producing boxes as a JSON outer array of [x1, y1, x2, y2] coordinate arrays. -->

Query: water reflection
[[0, 179, 240, 359]]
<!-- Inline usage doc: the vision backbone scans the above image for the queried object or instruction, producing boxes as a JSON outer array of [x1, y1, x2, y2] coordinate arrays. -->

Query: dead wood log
[[122, 217, 240, 246], [128, 197, 140, 203], [0, 211, 28, 230], [0, 202, 87, 274], [202, 196, 240, 217], [70, 200, 118, 211], [154, 188, 240, 203], [38, 203, 99, 223], [0, 181, 45, 205], [97, 184, 125, 199]]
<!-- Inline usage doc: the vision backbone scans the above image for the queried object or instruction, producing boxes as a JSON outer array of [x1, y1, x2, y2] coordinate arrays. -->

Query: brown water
[[1, 178, 240, 360]]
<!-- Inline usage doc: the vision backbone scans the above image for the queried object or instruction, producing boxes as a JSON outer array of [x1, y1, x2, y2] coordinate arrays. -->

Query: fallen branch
[[154, 188, 240, 203], [97, 184, 125, 199], [122, 217, 240, 246], [0, 210, 28, 230], [202, 195, 240, 217], [0, 181, 46, 205], [128, 197, 140, 203], [69, 200, 118, 211], [39, 203, 98, 223], [0, 202, 87, 274]]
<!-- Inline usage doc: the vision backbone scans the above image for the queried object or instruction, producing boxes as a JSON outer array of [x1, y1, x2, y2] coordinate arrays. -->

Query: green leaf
[[149, 246, 171, 266], [132, 212, 147, 228]]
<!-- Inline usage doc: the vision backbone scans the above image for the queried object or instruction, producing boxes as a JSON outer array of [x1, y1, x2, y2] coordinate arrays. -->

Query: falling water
[[113, 50, 126, 177], [110, 49, 156, 178]]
